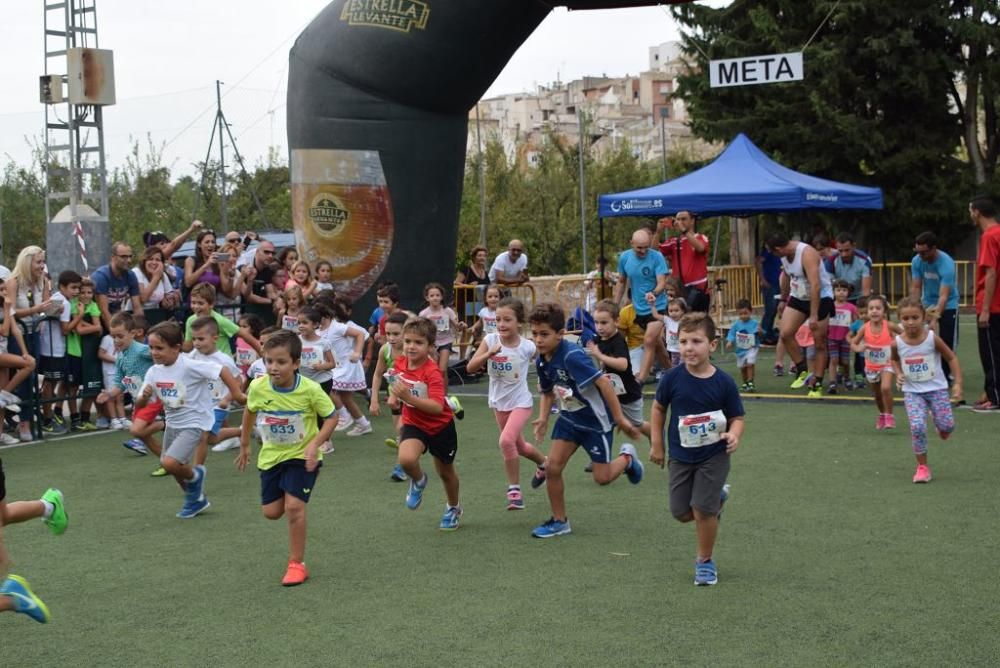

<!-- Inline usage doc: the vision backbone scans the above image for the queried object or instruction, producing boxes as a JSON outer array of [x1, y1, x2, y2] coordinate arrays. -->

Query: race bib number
[[903, 355, 935, 382], [830, 309, 852, 328], [433, 316, 449, 333], [554, 385, 585, 412], [281, 315, 299, 331], [301, 346, 321, 369], [679, 410, 727, 448], [483, 318, 497, 335], [790, 276, 810, 300], [395, 375, 428, 400], [258, 412, 306, 447], [235, 347, 258, 367], [666, 328, 679, 350], [154, 381, 186, 409], [488, 354, 518, 383], [866, 345, 890, 367], [604, 373, 627, 395], [735, 331, 755, 350], [207, 378, 224, 403], [122, 375, 141, 396]]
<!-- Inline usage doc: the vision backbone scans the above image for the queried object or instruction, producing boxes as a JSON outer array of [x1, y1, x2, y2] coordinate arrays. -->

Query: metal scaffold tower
[[41, 0, 114, 273]]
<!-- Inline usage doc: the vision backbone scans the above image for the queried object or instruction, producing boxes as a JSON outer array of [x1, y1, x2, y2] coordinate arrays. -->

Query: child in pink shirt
[[826, 279, 859, 394]]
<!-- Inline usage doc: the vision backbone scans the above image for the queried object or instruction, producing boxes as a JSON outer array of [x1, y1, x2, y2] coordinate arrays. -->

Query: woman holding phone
[[183, 230, 224, 294]]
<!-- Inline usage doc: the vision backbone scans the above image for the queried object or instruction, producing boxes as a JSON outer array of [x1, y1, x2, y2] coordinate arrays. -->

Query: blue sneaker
[[186, 465, 206, 503], [531, 517, 571, 538], [389, 464, 408, 482], [694, 559, 718, 586], [122, 438, 149, 455], [0, 574, 51, 623], [405, 474, 427, 510], [176, 496, 211, 519], [439, 505, 462, 531], [619, 443, 643, 484]]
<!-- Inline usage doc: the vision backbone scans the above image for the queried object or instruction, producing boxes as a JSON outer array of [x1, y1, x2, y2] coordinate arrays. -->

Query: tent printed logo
[[609, 198, 663, 214], [806, 193, 839, 203], [340, 0, 430, 33], [308, 192, 350, 237]]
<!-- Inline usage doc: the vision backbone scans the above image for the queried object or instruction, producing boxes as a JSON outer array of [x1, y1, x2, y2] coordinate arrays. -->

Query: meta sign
[[709, 52, 803, 88]]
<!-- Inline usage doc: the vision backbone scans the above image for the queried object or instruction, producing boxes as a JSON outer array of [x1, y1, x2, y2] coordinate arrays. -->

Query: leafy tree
[[671, 0, 973, 253]]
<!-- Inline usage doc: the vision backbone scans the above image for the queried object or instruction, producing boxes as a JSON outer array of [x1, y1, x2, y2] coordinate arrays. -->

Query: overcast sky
[[0, 1, 726, 178]]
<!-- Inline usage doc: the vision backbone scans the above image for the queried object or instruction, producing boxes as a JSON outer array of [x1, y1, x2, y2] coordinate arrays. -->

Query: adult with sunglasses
[[240, 239, 278, 307], [93, 241, 143, 332], [909, 231, 959, 384]]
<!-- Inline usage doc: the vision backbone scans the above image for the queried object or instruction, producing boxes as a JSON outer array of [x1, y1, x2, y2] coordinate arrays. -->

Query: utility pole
[[577, 106, 588, 273], [216, 80, 228, 234]]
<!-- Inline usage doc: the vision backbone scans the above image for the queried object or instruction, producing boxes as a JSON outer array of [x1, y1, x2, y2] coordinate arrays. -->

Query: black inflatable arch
[[287, 0, 689, 308]]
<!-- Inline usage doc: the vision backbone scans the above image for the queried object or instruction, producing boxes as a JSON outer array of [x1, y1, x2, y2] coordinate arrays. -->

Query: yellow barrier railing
[[555, 260, 975, 320], [453, 282, 536, 353]]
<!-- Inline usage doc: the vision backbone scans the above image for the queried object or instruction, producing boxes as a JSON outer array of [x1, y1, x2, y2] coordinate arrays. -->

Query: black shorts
[[668, 450, 731, 519], [319, 379, 333, 395], [787, 296, 835, 320], [65, 356, 83, 385], [634, 309, 666, 330], [259, 458, 322, 505], [40, 356, 66, 381], [401, 421, 458, 465], [0, 457, 5, 503]]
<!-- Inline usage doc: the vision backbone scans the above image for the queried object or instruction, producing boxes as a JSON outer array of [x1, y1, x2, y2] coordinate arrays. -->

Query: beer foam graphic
[[292, 149, 394, 302]]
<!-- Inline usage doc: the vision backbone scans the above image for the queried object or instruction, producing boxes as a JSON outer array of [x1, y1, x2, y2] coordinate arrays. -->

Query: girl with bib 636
[[891, 297, 963, 484]]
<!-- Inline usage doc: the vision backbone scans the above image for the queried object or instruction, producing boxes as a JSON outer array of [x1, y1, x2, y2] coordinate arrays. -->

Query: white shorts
[[865, 367, 893, 384], [736, 349, 758, 368]]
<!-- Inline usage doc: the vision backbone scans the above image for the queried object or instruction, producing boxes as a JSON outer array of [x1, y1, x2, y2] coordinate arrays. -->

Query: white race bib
[[678, 410, 727, 448], [866, 345, 890, 367], [488, 354, 518, 383], [154, 380, 186, 409], [902, 355, 935, 382], [790, 276, 810, 300], [666, 329, 679, 350], [122, 375, 141, 396], [300, 346, 321, 369], [258, 412, 307, 447], [604, 373, 627, 395], [830, 309, 852, 328], [483, 318, 497, 335], [735, 331, 755, 350], [434, 316, 449, 333], [554, 385, 585, 412], [235, 347, 258, 367], [395, 375, 428, 400], [207, 378, 225, 403], [281, 315, 299, 331]]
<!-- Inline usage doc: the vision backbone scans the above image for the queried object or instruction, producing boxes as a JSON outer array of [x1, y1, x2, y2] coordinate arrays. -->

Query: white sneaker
[[122, 418, 133, 430], [345, 422, 373, 437], [110, 418, 126, 430], [334, 419, 354, 432], [211, 437, 241, 453], [18, 426, 32, 442], [0, 432, 18, 445], [319, 441, 335, 454], [95, 416, 111, 429], [0, 389, 21, 405]]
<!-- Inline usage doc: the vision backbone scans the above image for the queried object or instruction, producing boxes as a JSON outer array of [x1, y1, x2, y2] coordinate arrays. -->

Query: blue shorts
[[551, 417, 614, 464], [260, 458, 322, 505], [210, 408, 228, 436]]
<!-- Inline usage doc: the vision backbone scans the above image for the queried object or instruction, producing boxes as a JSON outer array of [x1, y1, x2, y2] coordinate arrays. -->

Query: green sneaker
[[150, 466, 168, 477], [790, 371, 810, 389], [384, 438, 398, 449], [446, 396, 464, 420], [807, 385, 823, 399], [41, 488, 67, 536]]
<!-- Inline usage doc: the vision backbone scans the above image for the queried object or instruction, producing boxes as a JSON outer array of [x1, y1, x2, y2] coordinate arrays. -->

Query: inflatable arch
[[287, 0, 691, 309]]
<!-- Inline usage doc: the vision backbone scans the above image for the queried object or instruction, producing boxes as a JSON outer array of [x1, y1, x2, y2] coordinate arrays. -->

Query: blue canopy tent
[[595, 133, 883, 277]]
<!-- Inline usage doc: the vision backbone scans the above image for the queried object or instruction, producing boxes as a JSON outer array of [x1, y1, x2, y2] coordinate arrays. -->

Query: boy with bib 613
[[651, 313, 745, 586], [237, 329, 337, 586]]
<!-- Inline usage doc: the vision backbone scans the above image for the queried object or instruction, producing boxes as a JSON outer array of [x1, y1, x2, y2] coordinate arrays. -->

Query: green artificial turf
[[1, 319, 997, 666]]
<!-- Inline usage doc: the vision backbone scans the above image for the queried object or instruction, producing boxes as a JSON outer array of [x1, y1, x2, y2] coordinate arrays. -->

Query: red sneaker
[[281, 560, 309, 586]]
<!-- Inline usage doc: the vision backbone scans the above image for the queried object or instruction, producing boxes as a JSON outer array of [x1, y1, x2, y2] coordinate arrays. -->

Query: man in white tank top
[[766, 233, 835, 396]]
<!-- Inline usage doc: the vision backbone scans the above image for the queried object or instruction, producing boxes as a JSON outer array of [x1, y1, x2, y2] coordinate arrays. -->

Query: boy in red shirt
[[387, 317, 462, 530]]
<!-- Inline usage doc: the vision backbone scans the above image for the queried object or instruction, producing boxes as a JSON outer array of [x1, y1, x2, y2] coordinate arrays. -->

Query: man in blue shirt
[[92, 241, 143, 332], [910, 230, 960, 381], [614, 228, 669, 382]]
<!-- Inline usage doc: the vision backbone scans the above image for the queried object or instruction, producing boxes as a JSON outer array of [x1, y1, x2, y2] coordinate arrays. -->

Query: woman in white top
[[466, 297, 547, 510], [5, 246, 51, 441], [129, 246, 180, 311]]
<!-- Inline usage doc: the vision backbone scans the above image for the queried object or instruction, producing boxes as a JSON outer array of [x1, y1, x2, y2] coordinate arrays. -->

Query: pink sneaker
[[875, 414, 886, 430], [912, 464, 932, 483], [506, 488, 524, 510], [938, 428, 952, 441], [884, 414, 896, 429]]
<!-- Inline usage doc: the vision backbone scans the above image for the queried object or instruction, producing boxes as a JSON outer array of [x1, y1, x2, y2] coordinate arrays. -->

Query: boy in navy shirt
[[529, 303, 642, 539], [651, 312, 745, 586]]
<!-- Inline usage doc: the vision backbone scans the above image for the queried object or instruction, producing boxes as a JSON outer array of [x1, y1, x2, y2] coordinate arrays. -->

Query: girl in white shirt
[[466, 297, 547, 510]]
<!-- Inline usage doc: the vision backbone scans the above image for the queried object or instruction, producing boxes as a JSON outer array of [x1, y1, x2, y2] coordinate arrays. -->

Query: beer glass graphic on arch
[[292, 149, 394, 302]]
